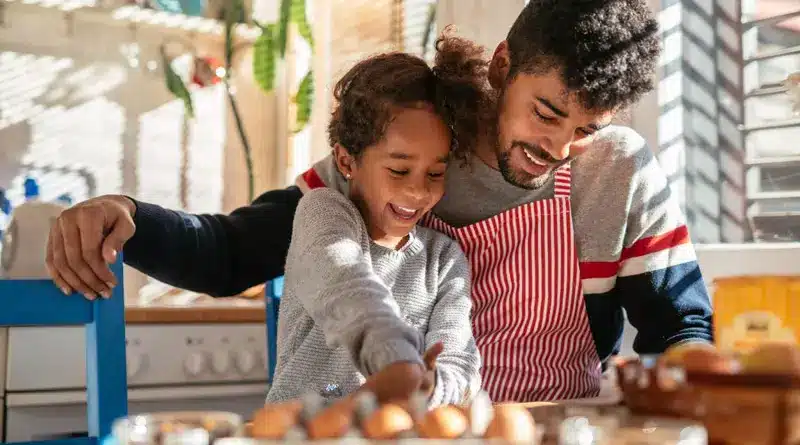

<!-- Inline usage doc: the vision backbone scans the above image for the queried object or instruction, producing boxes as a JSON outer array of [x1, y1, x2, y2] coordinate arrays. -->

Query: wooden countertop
[[125, 299, 266, 324]]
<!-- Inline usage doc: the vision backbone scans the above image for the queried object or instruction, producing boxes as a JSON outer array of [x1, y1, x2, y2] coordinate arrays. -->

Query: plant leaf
[[160, 47, 194, 118], [253, 23, 278, 93], [277, 0, 292, 57], [290, 0, 314, 47], [294, 69, 313, 132]]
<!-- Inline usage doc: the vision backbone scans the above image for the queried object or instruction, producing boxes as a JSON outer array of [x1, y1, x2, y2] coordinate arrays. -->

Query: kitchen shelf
[[745, 83, 789, 99], [747, 190, 800, 201], [751, 211, 800, 218], [741, 4, 800, 242], [745, 44, 800, 64], [742, 8, 800, 30], [739, 117, 800, 134], [745, 155, 800, 167], [750, 212, 800, 242]]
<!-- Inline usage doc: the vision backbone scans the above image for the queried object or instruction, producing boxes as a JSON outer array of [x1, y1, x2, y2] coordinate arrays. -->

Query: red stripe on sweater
[[620, 226, 690, 261], [301, 168, 326, 190], [579, 261, 619, 279]]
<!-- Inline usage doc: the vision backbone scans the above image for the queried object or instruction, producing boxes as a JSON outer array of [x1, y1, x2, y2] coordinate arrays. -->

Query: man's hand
[[46, 195, 137, 300]]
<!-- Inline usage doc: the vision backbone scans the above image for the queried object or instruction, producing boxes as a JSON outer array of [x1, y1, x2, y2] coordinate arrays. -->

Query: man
[[46, 0, 713, 402]]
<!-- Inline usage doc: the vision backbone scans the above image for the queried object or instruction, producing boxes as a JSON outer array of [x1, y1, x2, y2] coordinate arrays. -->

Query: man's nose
[[543, 131, 575, 161]]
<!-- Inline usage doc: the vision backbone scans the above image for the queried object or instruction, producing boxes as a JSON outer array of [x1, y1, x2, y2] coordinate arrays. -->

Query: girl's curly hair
[[328, 31, 492, 164]]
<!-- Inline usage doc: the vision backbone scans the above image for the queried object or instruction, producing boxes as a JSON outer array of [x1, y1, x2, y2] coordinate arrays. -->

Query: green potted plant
[[161, 0, 314, 203]]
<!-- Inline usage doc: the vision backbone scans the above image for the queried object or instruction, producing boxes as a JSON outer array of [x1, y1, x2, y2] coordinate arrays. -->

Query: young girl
[[266, 34, 492, 407]]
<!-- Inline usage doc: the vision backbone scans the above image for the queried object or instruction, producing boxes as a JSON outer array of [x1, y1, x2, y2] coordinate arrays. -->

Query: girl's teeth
[[392, 205, 417, 218]]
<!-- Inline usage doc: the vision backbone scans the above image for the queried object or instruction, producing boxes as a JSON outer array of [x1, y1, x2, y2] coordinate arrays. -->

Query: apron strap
[[554, 165, 572, 198]]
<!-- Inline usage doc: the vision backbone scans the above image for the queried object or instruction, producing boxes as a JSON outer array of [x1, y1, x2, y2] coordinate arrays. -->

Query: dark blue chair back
[[0, 260, 128, 445], [264, 276, 284, 382]]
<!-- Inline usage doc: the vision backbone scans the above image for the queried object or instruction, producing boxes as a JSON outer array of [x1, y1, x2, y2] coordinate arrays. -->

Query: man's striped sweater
[[296, 125, 714, 364]]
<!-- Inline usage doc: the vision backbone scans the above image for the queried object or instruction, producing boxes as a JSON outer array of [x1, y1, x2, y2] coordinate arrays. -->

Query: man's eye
[[388, 168, 408, 176], [534, 108, 557, 122]]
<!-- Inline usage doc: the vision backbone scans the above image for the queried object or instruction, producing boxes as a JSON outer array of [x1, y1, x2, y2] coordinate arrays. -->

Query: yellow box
[[713, 276, 799, 354]]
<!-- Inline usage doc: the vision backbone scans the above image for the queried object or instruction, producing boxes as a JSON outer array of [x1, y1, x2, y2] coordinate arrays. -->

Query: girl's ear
[[333, 143, 355, 180]]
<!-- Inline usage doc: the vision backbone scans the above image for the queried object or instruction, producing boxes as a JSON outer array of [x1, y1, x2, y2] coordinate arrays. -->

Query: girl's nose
[[404, 178, 429, 203]]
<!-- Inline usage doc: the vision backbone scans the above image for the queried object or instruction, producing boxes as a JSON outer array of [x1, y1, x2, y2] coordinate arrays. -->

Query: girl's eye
[[428, 172, 445, 179], [534, 108, 557, 123], [388, 168, 408, 176]]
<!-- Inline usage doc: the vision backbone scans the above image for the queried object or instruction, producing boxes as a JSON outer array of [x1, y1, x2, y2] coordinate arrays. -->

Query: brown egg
[[250, 400, 303, 439], [484, 405, 537, 444], [305, 398, 355, 439], [680, 347, 735, 374], [362, 403, 414, 440], [740, 341, 800, 375], [416, 405, 469, 439], [455, 404, 471, 420]]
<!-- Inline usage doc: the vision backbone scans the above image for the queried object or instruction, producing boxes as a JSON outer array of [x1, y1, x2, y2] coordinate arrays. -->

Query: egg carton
[[221, 439, 510, 445], [248, 391, 543, 445]]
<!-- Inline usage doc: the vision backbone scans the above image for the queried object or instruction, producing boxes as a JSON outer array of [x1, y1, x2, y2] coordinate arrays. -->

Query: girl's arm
[[425, 240, 482, 406], [285, 188, 426, 375]]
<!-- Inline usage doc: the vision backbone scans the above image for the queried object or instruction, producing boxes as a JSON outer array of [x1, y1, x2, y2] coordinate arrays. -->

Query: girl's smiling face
[[334, 106, 452, 249]]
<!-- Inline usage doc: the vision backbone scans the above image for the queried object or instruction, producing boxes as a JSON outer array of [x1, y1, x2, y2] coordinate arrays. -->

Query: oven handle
[[5, 383, 268, 407]]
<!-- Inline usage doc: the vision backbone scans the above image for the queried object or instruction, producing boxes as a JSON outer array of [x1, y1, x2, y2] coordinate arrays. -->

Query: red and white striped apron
[[421, 166, 602, 402]]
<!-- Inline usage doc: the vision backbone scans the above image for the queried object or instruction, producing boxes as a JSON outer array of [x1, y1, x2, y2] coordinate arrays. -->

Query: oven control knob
[[235, 350, 257, 374], [254, 351, 266, 372], [184, 352, 207, 376], [127, 352, 146, 380], [211, 351, 231, 374]]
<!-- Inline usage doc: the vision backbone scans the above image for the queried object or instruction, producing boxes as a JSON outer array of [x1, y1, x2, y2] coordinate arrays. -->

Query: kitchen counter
[[125, 286, 266, 324], [125, 300, 265, 324]]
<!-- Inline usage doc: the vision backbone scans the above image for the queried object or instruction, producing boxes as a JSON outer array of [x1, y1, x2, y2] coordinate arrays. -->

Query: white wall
[[435, 0, 526, 52]]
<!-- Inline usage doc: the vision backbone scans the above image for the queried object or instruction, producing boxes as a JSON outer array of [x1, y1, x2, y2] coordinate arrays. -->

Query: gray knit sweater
[[265, 188, 481, 406]]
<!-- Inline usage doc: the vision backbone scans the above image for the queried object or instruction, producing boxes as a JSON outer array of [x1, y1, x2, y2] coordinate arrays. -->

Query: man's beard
[[490, 123, 567, 190], [497, 149, 554, 190], [487, 89, 571, 190]]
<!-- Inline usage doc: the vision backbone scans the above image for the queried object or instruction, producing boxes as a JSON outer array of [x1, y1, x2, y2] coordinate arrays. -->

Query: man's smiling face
[[480, 0, 662, 191], [492, 67, 615, 190]]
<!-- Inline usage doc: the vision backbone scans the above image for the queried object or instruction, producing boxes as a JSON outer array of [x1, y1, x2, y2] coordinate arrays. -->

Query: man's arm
[[616, 148, 713, 354], [426, 241, 482, 406], [124, 186, 302, 297]]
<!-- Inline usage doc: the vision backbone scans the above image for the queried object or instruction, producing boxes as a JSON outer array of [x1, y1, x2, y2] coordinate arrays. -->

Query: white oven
[[3, 324, 269, 442]]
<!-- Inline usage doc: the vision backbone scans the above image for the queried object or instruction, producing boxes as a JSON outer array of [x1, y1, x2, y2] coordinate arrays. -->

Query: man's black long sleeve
[[123, 186, 303, 297]]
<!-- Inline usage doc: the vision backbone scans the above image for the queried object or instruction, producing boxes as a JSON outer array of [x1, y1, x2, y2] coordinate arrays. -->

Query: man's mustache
[[512, 141, 563, 165]]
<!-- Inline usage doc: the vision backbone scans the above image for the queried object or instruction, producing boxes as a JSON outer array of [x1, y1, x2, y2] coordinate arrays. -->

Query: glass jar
[[113, 412, 244, 445]]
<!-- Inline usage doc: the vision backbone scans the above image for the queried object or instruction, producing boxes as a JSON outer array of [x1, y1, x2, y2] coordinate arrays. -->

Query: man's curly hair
[[506, 0, 660, 111], [328, 32, 492, 164]]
